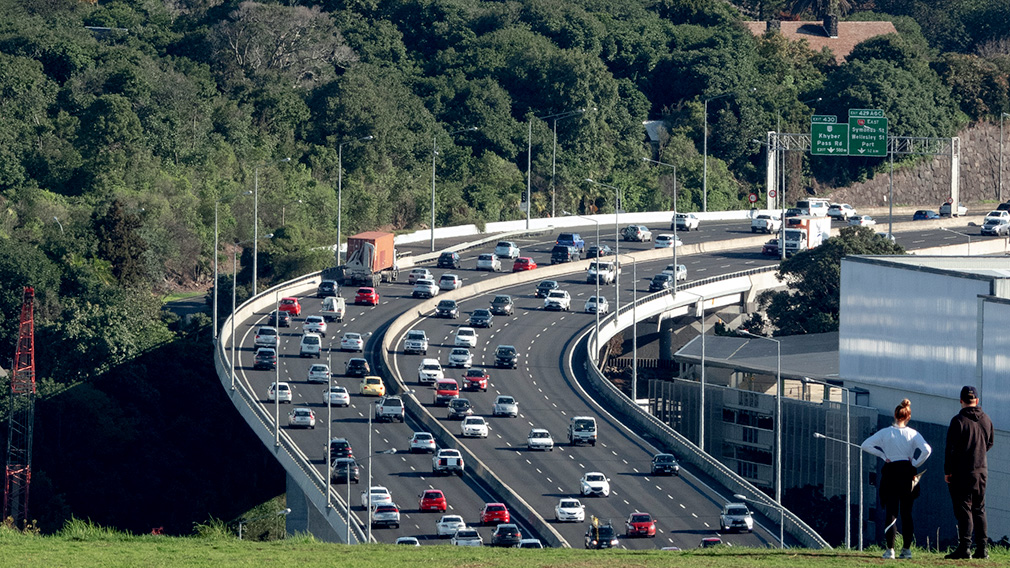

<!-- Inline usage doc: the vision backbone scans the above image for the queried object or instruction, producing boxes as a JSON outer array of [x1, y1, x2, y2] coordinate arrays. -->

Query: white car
[[254, 326, 279, 348], [454, 327, 477, 347], [417, 358, 444, 384], [306, 363, 330, 383], [673, 213, 700, 231], [303, 315, 327, 337], [661, 263, 688, 281], [544, 290, 571, 311], [451, 528, 484, 546], [299, 332, 322, 358], [439, 273, 462, 291], [341, 332, 364, 352], [447, 347, 472, 368], [287, 407, 316, 429], [985, 210, 1010, 223], [476, 253, 502, 272], [409, 431, 437, 453], [407, 268, 433, 284], [492, 395, 518, 417], [654, 234, 682, 248], [494, 241, 521, 259], [323, 386, 350, 407], [584, 296, 609, 314], [940, 202, 968, 217], [982, 218, 1010, 236], [526, 428, 554, 451], [580, 472, 611, 497], [849, 215, 876, 227], [517, 539, 543, 549], [460, 416, 489, 438], [395, 537, 421, 546], [360, 486, 392, 508], [436, 515, 467, 537], [267, 381, 292, 403], [555, 498, 586, 522], [412, 278, 439, 299], [827, 203, 857, 220]]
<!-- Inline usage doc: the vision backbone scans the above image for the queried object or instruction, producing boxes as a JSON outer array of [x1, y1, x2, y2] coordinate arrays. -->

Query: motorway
[[231, 216, 981, 548]]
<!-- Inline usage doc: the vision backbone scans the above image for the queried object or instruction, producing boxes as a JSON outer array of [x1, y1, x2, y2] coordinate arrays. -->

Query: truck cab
[[568, 416, 598, 446]]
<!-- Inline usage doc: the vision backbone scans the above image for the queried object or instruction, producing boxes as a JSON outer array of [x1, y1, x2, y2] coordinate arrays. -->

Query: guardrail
[[583, 269, 832, 549]]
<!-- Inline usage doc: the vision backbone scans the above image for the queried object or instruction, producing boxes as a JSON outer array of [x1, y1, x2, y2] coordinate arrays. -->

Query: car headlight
[[610, 539, 619, 545], [590, 540, 597, 545]]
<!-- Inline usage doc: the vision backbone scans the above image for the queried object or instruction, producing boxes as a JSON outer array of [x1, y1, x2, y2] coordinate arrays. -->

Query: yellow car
[[359, 376, 386, 397]]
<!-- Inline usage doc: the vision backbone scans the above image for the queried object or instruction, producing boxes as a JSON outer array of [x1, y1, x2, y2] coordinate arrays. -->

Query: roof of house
[[743, 21, 898, 63]]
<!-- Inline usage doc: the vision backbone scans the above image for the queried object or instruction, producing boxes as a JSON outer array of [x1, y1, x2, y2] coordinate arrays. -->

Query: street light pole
[[526, 117, 532, 229], [642, 157, 679, 295], [231, 234, 274, 391], [1001, 113, 1010, 202], [215, 192, 252, 344], [527, 108, 591, 224], [584, 178, 623, 313], [941, 226, 972, 255], [685, 291, 708, 451], [431, 127, 478, 252], [814, 432, 865, 550], [803, 377, 852, 550], [703, 93, 733, 213], [337, 136, 374, 264], [274, 291, 281, 447], [253, 157, 290, 296], [568, 213, 601, 340], [281, 199, 302, 226], [738, 329, 783, 548], [618, 254, 638, 400]]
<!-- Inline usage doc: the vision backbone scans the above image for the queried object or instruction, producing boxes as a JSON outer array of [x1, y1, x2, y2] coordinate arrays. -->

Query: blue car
[[912, 210, 939, 220], [556, 232, 585, 252]]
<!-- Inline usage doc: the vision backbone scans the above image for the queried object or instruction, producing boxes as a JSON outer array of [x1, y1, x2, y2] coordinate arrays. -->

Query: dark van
[[551, 245, 580, 264]]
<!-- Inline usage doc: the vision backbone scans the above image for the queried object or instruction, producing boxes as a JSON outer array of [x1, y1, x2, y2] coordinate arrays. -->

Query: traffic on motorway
[[232, 214, 960, 548]]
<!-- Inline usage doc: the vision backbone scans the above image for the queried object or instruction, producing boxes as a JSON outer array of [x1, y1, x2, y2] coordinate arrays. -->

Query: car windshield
[[294, 409, 311, 416], [479, 254, 493, 260], [655, 454, 674, 463], [438, 381, 458, 390], [497, 397, 514, 404], [365, 378, 380, 385], [458, 329, 474, 336], [330, 387, 346, 394], [345, 333, 361, 340], [281, 299, 295, 305], [259, 328, 276, 335], [464, 417, 482, 424], [457, 530, 478, 538], [303, 336, 320, 345], [727, 507, 749, 516], [450, 399, 469, 408], [422, 363, 439, 371], [451, 348, 468, 356], [407, 331, 425, 339], [560, 500, 580, 508], [349, 359, 366, 367], [547, 291, 565, 298], [598, 527, 616, 538], [442, 516, 463, 524], [539, 281, 557, 289], [310, 365, 327, 372], [631, 514, 651, 523], [531, 431, 548, 438], [493, 296, 510, 304], [307, 316, 322, 323], [414, 433, 432, 440], [473, 309, 490, 317], [498, 347, 516, 356], [439, 301, 455, 308], [586, 474, 605, 482]]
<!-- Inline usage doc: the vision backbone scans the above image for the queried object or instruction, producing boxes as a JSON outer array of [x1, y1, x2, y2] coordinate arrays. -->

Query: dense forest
[[0, 0, 1008, 535]]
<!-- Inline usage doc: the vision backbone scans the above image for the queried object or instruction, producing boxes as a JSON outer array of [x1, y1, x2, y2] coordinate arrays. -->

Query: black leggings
[[881, 461, 917, 549]]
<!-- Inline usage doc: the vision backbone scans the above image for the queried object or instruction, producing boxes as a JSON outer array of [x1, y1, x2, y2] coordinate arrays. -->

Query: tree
[[93, 199, 149, 287], [758, 226, 904, 335]]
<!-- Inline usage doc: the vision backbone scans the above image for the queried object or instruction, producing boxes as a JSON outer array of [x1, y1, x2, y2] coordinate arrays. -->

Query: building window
[[742, 427, 758, 444]]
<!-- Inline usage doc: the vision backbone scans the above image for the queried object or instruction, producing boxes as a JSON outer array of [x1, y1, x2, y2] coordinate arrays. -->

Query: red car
[[625, 512, 657, 538], [278, 297, 302, 316], [419, 489, 447, 512], [480, 502, 510, 525], [462, 368, 489, 392], [512, 257, 537, 272], [355, 287, 379, 306]]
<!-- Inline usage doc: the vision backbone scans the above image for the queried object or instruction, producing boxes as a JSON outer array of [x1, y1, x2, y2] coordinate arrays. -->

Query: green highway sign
[[848, 109, 888, 157], [810, 115, 849, 156]]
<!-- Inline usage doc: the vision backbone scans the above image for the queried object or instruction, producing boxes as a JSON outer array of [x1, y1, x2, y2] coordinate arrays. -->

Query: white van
[[321, 296, 345, 322], [795, 198, 830, 217], [300, 333, 322, 358]]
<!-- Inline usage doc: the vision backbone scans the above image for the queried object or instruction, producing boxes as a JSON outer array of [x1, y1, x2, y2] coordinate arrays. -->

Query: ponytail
[[894, 398, 911, 424]]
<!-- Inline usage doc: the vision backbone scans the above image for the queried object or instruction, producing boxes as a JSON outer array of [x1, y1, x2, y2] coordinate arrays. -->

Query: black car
[[495, 345, 518, 369], [316, 280, 338, 298], [490, 295, 514, 316], [469, 309, 494, 328], [435, 299, 459, 319], [651, 453, 680, 476], [330, 457, 360, 483], [585, 522, 618, 549], [550, 244, 580, 264], [535, 280, 559, 298], [585, 244, 613, 259], [268, 310, 291, 328], [328, 438, 353, 459], [345, 358, 370, 377], [649, 274, 675, 292], [447, 397, 473, 420], [254, 348, 277, 370], [785, 207, 805, 218], [437, 251, 462, 269], [491, 523, 522, 547]]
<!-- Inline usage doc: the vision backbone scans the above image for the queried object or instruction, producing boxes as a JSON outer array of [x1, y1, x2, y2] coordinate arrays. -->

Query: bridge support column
[[285, 473, 345, 543]]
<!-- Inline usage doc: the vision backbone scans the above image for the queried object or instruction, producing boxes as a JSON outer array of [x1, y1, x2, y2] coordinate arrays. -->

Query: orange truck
[[342, 231, 399, 286]]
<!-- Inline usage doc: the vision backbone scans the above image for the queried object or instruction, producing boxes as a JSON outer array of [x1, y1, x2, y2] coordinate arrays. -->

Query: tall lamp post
[[281, 199, 302, 226], [703, 93, 734, 212], [432, 127, 478, 251], [350, 446, 397, 543], [215, 192, 253, 343], [814, 432, 865, 551], [737, 328, 783, 548], [526, 108, 591, 225], [733, 493, 785, 549], [337, 135, 374, 263], [802, 376, 853, 550], [1001, 113, 1010, 202], [642, 157, 680, 295], [230, 234, 274, 391], [584, 178, 623, 313], [617, 254, 638, 399], [566, 213, 601, 341], [237, 507, 291, 540], [940, 227, 972, 255], [253, 157, 291, 296]]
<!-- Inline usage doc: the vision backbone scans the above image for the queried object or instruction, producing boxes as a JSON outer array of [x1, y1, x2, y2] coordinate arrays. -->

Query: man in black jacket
[[944, 385, 995, 560]]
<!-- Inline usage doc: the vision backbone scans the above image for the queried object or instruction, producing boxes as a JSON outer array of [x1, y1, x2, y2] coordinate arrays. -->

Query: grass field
[[1, 521, 1002, 568]]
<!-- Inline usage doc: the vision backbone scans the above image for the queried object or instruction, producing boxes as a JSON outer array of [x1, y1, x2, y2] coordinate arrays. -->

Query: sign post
[[811, 115, 849, 156], [848, 109, 888, 157]]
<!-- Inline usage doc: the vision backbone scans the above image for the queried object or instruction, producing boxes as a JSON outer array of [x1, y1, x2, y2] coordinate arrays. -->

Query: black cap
[[960, 385, 979, 402]]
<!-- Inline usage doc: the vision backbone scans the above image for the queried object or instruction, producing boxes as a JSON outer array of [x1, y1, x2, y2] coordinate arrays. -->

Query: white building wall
[[980, 298, 1010, 427], [840, 261, 988, 398]]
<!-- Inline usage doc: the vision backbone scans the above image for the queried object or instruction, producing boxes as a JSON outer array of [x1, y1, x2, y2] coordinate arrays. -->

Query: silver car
[[451, 528, 483, 546], [719, 503, 754, 533], [323, 386, 350, 407], [476, 253, 501, 272], [492, 395, 518, 417], [436, 515, 466, 537], [447, 347, 472, 368], [527, 428, 554, 451]]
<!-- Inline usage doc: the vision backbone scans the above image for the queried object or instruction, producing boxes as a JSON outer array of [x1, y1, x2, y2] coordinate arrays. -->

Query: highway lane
[[232, 216, 978, 546]]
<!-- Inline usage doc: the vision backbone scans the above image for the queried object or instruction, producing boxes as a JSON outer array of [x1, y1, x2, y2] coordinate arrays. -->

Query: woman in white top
[[861, 398, 932, 560]]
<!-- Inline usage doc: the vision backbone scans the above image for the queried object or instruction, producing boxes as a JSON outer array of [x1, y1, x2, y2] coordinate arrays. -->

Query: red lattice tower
[[4, 287, 35, 528]]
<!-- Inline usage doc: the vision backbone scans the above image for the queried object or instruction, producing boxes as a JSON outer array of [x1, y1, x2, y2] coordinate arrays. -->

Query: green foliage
[[759, 227, 905, 336]]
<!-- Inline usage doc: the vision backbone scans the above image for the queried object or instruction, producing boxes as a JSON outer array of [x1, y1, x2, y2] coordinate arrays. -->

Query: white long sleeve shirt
[[861, 425, 932, 467]]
